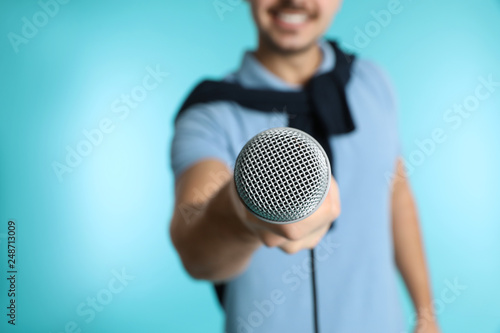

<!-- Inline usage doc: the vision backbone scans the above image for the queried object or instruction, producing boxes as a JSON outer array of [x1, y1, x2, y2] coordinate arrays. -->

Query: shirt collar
[[234, 39, 336, 92]]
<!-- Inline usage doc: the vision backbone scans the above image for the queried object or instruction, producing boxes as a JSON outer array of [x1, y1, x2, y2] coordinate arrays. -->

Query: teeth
[[277, 12, 308, 24]]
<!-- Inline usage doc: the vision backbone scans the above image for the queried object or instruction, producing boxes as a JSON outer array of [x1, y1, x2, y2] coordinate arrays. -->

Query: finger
[[254, 228, 289, 248], [305, 177, 341, 224], [278, 224, 330, 254], [243, 211, 309, 240]]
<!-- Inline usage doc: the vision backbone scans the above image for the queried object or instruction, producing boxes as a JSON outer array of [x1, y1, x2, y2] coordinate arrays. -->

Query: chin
[[264, 33, 319, 55]]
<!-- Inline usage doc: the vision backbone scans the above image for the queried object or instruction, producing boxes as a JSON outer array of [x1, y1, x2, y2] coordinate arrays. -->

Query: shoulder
[[349, 58, 398, 113], [175, 71, 240, 124], [177, 100, 234, 123], [171, 100, 238, 179]]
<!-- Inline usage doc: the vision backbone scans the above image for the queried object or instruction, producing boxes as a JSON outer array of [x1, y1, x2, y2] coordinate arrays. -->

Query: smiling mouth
[[271, 8, 313, 29], [276, 12, 309, 25]]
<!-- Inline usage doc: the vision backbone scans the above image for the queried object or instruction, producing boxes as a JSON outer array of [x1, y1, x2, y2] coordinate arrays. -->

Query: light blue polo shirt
[[171, 40, 405, 333]]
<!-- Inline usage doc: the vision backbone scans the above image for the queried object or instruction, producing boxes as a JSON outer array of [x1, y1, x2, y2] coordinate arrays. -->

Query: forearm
[[392, 160, 435, 319], [171, 180, 261, 281], [393, 205, 433, 315]]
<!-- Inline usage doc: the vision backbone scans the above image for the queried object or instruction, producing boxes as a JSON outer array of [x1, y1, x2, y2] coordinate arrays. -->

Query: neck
[[254, 39, 323, 86]]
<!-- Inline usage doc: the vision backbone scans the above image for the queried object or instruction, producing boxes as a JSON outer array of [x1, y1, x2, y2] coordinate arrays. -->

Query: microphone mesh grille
[[234, 127, 331, 224]]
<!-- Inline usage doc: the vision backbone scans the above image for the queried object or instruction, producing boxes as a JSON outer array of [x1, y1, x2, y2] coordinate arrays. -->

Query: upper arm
[[170, 103, 235, 228], [170, 103, 234, 179], [391, 159, 417, 223]]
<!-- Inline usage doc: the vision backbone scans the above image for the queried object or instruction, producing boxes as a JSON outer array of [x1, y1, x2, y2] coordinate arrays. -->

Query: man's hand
[[229, 176, 341, 254], [171, 159, 340, 281], [414, 320, 441, 333]]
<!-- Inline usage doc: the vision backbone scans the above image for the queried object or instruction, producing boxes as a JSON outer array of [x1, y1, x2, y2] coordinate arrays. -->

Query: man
[[169, 0, 440, 332]]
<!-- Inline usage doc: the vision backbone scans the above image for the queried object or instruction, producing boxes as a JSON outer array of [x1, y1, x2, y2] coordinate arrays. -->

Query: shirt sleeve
[[356, 59, 401, 156], [170, 102, 233, 180]]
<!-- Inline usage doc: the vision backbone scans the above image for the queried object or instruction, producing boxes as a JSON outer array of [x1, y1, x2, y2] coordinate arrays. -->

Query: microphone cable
[[310, 248, 319, 333]]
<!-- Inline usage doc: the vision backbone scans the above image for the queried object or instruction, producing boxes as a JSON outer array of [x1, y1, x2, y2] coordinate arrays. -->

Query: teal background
[[1, 0, 499, 332]]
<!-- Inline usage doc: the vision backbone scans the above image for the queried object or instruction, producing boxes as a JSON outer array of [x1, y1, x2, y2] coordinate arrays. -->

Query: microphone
[[234, 127, 331, 224]]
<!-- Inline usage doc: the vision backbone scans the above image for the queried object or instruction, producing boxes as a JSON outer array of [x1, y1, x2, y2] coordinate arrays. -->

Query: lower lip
[[272, 14, 309, 30]]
